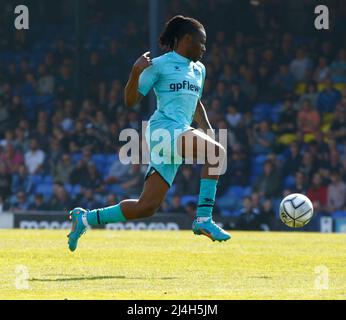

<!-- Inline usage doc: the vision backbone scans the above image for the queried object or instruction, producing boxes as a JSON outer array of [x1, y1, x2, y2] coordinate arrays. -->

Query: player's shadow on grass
[[30, 276, 177, 282]]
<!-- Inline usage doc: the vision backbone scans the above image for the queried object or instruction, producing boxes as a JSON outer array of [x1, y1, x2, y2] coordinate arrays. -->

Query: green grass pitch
[[0, 229, 345, 299]]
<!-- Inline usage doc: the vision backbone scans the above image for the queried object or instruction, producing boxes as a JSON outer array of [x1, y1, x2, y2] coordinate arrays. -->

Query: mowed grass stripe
[[0, 230, 345, 299]]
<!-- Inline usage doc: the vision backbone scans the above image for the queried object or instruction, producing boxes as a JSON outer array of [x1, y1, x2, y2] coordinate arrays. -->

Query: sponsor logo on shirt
[[169, 80, 200, 93]]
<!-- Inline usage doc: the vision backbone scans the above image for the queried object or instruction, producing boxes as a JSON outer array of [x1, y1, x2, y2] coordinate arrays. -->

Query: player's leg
[[177, 129, 231, 242], [68, 172, 169, 251]]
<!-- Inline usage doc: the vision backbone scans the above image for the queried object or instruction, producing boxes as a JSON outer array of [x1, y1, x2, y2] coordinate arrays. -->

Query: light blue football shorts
[[144, 119, 194, 187]]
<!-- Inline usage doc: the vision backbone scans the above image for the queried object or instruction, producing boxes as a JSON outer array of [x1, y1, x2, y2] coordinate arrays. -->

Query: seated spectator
[[330, 107, 346, 144], [0, 143, 24, 174], [69, 120, 87, 151], [327, 170, 346, 213], [174, 165, 199, 196], [121, 163, 144, 197], [277, 97, 297, 135], [229, 82, 248, 110], [52, 153, 74, 184], [316, 79, 341, 113], [20, 72, 37, 96], [70, 159, 89, 185], [289, 48, 313, 82], [79, 188, 103, 210], [184, 201, 197, 219], [93, 111, 109, 137], [216, 119, 237, 148], [47, 183, 74, 211], [167, 195, 185, 213], [105, 194, 119, 207], [283, 142, 302, 176], [258, 198, 277, 231], [253, 160, 282, 198], [105, 158, 131, 184], [292, 171, 308, 194], [0, 162, 12, 200], [11, 164, 32, 194], [257, 64, 273, 102], [297, 99, 321, 134], [24, 138, 45, 174], [56, 65, 73, 99], [226, 104, 242, 128], [207, 98, 223, 126], [80, 162, 104, 193], [48, 138, 64, 173], [61, 100, 75, 133], [37, 63, 55, 95], [251, 192, 262, 212], [250, 121, 275, 155], [235, 197, 261, 230], [0, 129, 16, 148], [330, 49, 346, 83], [0, 195, 9, 213], [298, 81, 319, 108], [28, 193, 48, 211], [313, 57, 330, 83], [219, 63, 238, 85], [222, 146, 250, 187], [10, 191, 30, 212], [272, 64, 296, 96], [298, 152, 318, 182], [307, 173, 327, 209], [32, 122, 50, 152], [83, 123, 102, 153], [239, 68, 258, 104], [13, 128, 30, 153], [0, 99, 10, 134]]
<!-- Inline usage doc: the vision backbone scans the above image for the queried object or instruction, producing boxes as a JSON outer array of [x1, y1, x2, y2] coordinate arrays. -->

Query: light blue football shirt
[[138, 50, 206, 130]]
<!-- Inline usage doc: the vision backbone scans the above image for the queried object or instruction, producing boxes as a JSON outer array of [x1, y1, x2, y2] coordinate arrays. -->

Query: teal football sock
[[196, 178, 218, 218], [86, 203, 126, 226]]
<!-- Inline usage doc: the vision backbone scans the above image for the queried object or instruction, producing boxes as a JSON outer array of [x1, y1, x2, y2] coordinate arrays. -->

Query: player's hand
[[132, 51, 152, 73]]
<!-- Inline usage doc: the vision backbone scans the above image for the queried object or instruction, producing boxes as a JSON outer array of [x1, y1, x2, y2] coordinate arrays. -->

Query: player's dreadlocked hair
[[159, 15, 204, 50]]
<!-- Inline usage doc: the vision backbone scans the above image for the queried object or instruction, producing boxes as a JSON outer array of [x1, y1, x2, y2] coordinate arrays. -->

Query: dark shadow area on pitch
[[30, 275, 126, 282], [30, 276, 178, 282]]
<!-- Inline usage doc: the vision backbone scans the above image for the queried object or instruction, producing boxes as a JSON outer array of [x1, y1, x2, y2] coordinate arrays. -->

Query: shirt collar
[[172, 50, 191, 64]]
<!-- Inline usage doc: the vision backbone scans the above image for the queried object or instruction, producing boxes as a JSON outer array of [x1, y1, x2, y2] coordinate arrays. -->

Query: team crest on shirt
[[193, 66, 201, 76]]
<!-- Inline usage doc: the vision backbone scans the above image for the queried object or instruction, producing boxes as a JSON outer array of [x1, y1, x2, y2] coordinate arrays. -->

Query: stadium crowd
[[0, 0, 346, 230]]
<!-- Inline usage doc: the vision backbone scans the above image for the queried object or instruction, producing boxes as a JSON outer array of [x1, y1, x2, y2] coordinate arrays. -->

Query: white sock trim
[[81, 213, 90, 228], [196, 217, 211, 223]]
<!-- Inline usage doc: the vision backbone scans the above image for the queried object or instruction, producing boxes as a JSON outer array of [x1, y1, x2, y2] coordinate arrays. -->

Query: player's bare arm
[[124, 51, 152, 107]]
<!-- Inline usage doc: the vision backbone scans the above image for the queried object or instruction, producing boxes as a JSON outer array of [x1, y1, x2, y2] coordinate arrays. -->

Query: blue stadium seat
[[225, 186, 245, 199], [35, 183, 53, 197], [42, 175, 53, 184], [71, 153, 82, 164], [333, 211, 346, 218], [180, 195, 199, 206], [31, 174, 43, 187], [243, 186, 252, 197], [72, 184, 82, 196], [166, 184, 176, 196], [107, 184, 125, 196], [284, 175, 295, 189], [220, 209, 233, 217], [64, 184, 73, 194]]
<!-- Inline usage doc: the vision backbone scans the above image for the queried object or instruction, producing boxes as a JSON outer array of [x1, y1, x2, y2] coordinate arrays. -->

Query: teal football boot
[[67, 207, 88, 252], [192, 218, 231, 242]]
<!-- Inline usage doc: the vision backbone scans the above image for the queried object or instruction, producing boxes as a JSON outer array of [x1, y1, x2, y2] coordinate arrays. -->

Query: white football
[[279, 193, 314, 228]]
